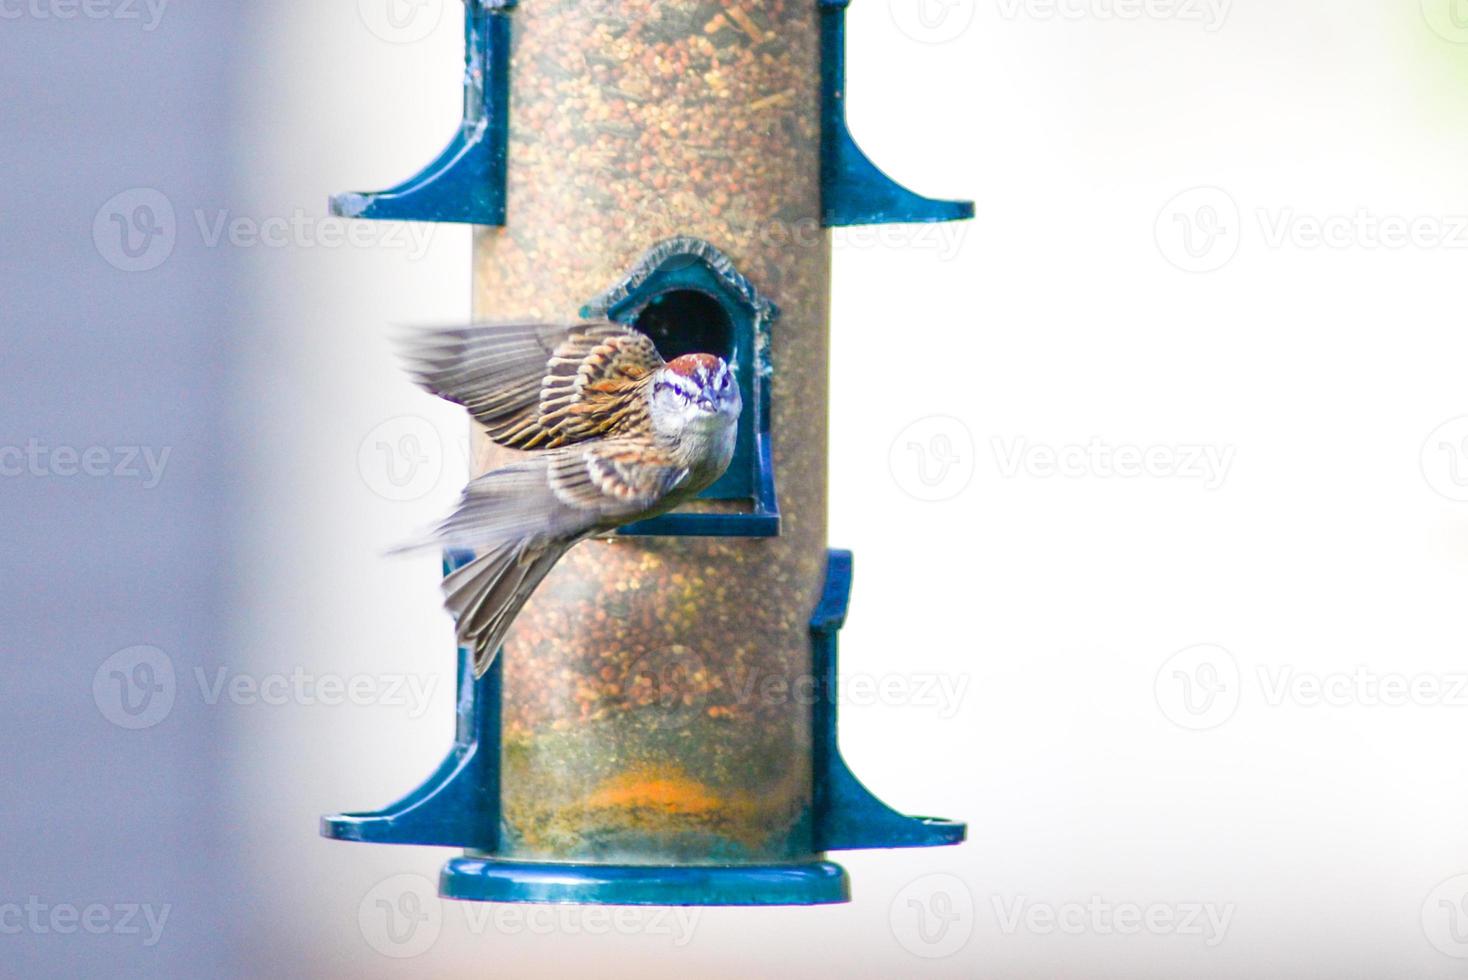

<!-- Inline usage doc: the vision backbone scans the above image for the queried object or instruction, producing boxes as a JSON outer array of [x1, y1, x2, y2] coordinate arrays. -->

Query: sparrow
[[397, 320, 742, 675]]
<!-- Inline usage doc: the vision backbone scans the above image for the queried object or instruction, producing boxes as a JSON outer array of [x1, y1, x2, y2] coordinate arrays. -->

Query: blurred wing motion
[[396, 320, 664, 450], [398, 321, 686, 675]]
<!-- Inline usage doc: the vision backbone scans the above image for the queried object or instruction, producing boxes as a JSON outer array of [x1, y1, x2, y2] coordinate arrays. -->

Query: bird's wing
[[396, 320, 664, 450], [434, 442, 690, 674], [548, 441, 692, 518], [425, 442, 690, 552]]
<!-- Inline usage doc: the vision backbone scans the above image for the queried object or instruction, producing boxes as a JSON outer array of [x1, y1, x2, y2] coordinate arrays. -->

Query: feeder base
[[440, 857, 850, 906]]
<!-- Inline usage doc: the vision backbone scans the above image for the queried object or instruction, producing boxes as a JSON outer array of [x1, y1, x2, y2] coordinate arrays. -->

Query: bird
[[396, 319, 742, 675]]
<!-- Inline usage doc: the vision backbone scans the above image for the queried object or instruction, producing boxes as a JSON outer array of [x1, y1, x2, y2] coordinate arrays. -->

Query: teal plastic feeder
[[325, 0, 971, 906]]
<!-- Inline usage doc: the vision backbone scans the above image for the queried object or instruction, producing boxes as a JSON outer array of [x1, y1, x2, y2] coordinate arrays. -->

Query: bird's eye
[[719, 374, 730, 390]]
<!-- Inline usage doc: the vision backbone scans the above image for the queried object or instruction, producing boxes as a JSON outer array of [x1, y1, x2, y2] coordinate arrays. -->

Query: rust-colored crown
[[665, 352, 722, 379]]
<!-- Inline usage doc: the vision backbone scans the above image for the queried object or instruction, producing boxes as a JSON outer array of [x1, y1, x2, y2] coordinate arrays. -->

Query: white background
[[218, 0, 1468, 976]]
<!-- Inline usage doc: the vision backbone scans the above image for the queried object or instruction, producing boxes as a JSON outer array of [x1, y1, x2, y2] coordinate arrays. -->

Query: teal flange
[[440, 857, 850, 906], [819, 0, 975, 227], [323, 550, 966, 907], [330, 1, 515, 225]]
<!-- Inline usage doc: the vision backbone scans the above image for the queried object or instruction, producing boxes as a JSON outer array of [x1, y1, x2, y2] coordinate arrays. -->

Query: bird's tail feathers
[[442, 538, 568, 676]]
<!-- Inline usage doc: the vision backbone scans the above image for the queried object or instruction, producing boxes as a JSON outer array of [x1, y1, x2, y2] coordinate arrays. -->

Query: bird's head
[[650, 353, 741, 438]]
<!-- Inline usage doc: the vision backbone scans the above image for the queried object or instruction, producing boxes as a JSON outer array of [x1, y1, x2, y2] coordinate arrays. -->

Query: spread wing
[[550, 441, 691, 516], [425, 440, 691, 551], [396, 320, 664, 450]]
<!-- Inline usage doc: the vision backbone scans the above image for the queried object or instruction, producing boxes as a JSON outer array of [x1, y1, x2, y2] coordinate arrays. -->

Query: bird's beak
[[696, 397, 715, 412]]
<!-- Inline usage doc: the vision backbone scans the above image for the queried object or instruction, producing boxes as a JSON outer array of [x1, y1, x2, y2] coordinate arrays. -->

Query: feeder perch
[[326, 0, 973, 906]]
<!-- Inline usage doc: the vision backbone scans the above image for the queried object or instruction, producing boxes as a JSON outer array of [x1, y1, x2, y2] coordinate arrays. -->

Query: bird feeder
[[325, 0, 971, 906]]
